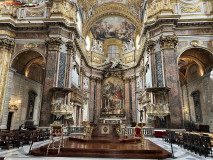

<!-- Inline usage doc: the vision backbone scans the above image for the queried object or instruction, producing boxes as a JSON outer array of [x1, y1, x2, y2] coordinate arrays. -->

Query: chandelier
[[146, 103, 170, 119]]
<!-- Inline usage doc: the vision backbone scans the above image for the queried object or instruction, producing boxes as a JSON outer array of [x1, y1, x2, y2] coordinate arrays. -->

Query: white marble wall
[[9, 73, 43, 130]]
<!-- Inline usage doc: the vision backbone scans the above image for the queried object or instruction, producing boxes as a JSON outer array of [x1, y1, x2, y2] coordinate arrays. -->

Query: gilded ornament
[[51, 2, 76, 22], [26, 11, 44, 17], [190, 40, 199, 47], [147, 0, 173, 18], [0, 39, 15, 52], [159, 35, 178, 49], [181, 6, 201, 13], [0, 5, 18, 18], [45, 37, 63, 51]]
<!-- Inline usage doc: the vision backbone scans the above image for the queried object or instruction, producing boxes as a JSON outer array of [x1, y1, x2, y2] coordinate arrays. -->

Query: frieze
[[202, 41, 213, 49], [26, 11, 44, 17], [181, 6, 201, 13]]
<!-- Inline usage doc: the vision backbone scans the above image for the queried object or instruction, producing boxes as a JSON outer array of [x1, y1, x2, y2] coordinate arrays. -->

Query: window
[[72, 67, 79, 87], [107, 45, 119, 58]]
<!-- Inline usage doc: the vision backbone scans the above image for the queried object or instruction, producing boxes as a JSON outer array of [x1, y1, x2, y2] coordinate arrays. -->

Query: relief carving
[[51, 2, 76, 22], [0, 5, 18, 18], [181, 6, 201, 13]]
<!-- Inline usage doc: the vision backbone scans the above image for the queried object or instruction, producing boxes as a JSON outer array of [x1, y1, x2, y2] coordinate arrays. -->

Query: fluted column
[[0, 39, 14, 125], [40, 37, 63, 127], [159, 35, 183, 128]]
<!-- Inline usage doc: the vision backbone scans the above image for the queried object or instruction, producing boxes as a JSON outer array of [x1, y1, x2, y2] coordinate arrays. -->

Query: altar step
[[31, 136, 172, 159]]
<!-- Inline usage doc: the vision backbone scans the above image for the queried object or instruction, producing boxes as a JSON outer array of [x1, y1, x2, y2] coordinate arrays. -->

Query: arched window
[[107, 45, 119, 58], [72, 67, 79, 87]]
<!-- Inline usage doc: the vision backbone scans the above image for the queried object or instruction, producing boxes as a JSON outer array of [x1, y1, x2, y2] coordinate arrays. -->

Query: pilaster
[[0, 39, 14, 125], [39, 37, 63, 127], [159, 35, 183, 128]]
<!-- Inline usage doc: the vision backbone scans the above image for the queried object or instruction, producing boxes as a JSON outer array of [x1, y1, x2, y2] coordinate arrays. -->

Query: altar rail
[[69, 126, 154, 136]]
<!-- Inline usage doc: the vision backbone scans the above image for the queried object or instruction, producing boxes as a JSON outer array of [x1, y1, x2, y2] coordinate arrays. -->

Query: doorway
[[7, 112, 13, 130]]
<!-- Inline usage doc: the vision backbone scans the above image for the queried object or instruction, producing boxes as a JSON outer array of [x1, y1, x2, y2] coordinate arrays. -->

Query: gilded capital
[[146, 40, 156, 53], [159, 35, 178, 49], [0, 39, 14, 53], [66, 40, 76, 55], [45, 37, 63, 51]]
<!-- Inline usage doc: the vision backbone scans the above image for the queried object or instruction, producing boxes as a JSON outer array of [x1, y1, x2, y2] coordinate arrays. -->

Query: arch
[[83, 3, 142, 37], [11, 49, 46, 84], [10, 48, 46, 67], [177, 46, 213, 63]]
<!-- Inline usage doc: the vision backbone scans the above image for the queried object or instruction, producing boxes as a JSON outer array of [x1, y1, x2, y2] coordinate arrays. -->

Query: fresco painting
[[90, 17, 135, 42]]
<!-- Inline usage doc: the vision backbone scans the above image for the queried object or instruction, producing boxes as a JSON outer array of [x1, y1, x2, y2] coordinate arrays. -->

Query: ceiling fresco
[[90, 17, 136, 42]]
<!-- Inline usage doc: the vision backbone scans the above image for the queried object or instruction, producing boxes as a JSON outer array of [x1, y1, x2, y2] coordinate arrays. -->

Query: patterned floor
[[0, 137, 212, 160]]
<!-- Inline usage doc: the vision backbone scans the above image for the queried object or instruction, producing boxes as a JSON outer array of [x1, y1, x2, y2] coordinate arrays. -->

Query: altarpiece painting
[[101, 77, 125, 117]]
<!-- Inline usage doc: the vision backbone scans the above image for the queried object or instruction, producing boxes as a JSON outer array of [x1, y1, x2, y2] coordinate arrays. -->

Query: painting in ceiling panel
[[90, 17, 136, 42]]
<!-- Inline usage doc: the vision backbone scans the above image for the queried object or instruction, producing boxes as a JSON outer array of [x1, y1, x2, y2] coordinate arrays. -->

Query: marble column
[[0, 39, 14, 125], [39, 37, 63, 127], [73, 105, 77, 126], [78, 107, 82, 126], [0, 68, 16, 129], [131, 77, 137, 123], [96, 79, 101, 124], [89, 78, 95, 122], [160, 35, 183, 128], [124, 78, 130, 124], [66, 40, 75, 105]]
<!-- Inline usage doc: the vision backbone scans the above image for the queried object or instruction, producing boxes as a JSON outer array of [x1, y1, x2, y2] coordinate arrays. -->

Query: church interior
[[0, 0, 213, 159]]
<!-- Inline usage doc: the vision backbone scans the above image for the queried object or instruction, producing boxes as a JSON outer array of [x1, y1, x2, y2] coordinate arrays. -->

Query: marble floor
[[0, 137, 212, 160]]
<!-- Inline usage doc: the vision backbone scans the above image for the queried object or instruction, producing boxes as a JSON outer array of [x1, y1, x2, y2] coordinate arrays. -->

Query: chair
[[134, 126, 144, 145], [46, 122, 64, 155]]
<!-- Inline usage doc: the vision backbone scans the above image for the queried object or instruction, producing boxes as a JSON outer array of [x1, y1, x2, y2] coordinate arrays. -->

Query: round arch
[[10, 48, 46, 67], [177, 46, 213, 64]]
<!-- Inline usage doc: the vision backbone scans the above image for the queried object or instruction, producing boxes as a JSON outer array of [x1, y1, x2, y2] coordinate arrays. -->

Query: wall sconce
[[9, 99, 21, 111], [9, 105, 18, 111]]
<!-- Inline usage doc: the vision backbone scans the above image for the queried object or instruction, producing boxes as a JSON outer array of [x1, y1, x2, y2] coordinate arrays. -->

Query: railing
[[69, 126, 84, 134], [69, 126, 154, 136]]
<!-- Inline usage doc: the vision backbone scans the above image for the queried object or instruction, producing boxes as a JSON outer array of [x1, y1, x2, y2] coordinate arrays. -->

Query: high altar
[[91, 76, 126, 136]]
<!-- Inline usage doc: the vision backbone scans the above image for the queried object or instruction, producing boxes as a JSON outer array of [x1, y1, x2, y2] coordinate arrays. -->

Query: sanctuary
[[0, 0, 213, 151]]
